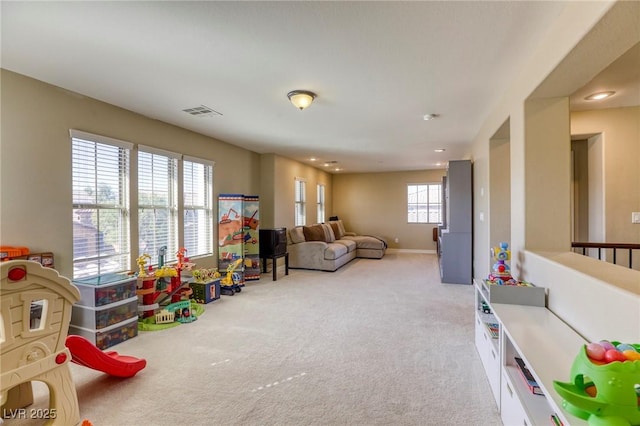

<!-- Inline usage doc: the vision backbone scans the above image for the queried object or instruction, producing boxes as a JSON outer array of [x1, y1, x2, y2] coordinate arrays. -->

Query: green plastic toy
[[553, 342, 640, 426]]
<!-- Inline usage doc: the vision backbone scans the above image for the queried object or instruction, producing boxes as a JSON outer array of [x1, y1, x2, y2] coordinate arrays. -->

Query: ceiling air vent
[[182, 105, 222, 117]]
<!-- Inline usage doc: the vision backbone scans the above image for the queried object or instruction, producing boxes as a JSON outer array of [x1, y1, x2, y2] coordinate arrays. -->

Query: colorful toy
[[488, 242, 513, 284], [65, 335, 146, 378], [139, 300, 203, 331], [553, 340, 640, 426], [163, 300, 196, 323], [220, 258, 243, 296], [136, 253, 151, 277], [192, 268, 221, 283], [0, 246, 30, 261], [135, 246, 204, 329]]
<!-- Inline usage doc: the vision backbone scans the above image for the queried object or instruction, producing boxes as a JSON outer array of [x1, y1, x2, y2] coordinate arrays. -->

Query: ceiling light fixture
[[584, 91, 615, 101], [434, 148, 446, 153], [423, 114, 439, 121], [287, 90, 317, 110]]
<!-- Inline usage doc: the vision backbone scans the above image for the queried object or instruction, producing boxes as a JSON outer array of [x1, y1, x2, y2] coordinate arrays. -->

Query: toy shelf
[[474, 279, 501, 406], [474, 277, 592, 425], [490, 302, 589, 426]]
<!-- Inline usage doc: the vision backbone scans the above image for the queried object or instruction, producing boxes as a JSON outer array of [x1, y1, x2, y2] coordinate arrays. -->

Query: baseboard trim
[[386, 248, 436, 254]]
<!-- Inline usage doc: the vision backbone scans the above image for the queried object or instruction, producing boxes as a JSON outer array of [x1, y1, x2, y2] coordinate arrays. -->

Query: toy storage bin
[[73, 276, 137, 307], [481, 279, 546, 307], [190, 279, 221, 304], [71, 296, 138, 330], [68, 316, 138, 350]]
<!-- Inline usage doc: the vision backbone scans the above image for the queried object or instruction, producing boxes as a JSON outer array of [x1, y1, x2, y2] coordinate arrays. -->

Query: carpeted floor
[[8, 253, 502, 426]]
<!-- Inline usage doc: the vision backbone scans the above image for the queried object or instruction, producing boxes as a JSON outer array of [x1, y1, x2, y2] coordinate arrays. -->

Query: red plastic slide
[[65, 335, 147, 378]]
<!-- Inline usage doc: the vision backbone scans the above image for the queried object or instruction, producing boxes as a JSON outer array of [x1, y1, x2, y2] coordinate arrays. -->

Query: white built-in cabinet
[[474, 279, 589, 426]]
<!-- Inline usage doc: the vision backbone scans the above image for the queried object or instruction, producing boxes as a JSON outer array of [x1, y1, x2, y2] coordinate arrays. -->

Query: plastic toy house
[[0, 260, 81, 426]]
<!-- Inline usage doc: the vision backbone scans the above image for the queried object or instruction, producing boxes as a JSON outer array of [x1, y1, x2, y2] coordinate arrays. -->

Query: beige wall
[[489, 136, 511, 249], [0, 70, 261, 277], [268, 155, 333, 231], [471, 0, 639, 341], [333, 170, 445, 251], [571, 107, 640, 251], [259, 153, 277, 229], [524, 97, 572, 252]]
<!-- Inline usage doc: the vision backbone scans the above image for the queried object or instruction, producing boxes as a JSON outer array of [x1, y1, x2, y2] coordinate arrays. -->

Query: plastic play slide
[[65, 335, 147, 378]]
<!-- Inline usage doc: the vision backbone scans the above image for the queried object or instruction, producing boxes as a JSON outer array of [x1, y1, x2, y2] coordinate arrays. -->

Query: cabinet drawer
[[475, 314, 485, 350], [475, 313, 500, 407], [500, 369, 531, 426], [486, 342, 500, 407]]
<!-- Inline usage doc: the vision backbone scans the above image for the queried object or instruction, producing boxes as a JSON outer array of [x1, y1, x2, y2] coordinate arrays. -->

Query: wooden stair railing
[[571, 242, 640, 269]]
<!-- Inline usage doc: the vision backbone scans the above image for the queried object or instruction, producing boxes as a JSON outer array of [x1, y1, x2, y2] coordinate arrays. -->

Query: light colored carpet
[[9, 253, 502, 426]]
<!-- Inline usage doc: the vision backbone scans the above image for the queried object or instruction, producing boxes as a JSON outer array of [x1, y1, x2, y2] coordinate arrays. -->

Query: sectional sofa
[[287, 220, 387, 271]]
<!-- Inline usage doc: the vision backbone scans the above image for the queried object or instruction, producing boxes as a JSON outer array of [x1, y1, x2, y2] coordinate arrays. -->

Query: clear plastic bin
[[71, 296, 138, 329], [68, 316, 138, 350], [73, 276, 137, 307]]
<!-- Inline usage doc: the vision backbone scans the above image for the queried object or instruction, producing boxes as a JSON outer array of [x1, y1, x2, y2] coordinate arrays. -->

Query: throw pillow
[[320, 223, 336, 242], [303, 224, 326, 242], [329, 220, 345, 239], [289, 227, 306, 244]]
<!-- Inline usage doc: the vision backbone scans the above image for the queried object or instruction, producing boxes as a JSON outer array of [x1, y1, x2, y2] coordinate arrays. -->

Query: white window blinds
[[407, 183, 442, 223], [183, 157, 213, 258], [138, 147, 179, 264], [317, 184, 325, 224], [295, 178, 306, 226], [71, 131, 131, 279]]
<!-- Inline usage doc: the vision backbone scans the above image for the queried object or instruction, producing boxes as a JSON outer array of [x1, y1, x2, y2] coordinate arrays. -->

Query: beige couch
[[287, 220, 387, 272]]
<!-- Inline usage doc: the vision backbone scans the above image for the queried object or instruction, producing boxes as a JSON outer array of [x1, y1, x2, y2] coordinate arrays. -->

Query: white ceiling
[[2, 1, 636, 173]]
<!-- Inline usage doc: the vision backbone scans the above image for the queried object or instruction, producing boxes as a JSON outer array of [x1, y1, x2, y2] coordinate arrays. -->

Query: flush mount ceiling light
[[584, 91, 616, 101], [287, 90, 317, 110], [423, 113, 439, 121], [434, 148, 446, 153]]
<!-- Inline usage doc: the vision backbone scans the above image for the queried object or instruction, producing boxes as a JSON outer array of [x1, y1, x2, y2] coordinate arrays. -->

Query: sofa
[[287, 220, 387, 271]]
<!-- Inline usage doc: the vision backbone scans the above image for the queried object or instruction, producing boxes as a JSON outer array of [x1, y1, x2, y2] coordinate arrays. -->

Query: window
[[317, 184, 325, 224], [183, 157, 214, 258], [295, 178, 306, 226], [71, 130, 131, 279], [138, 146, 179, 264], [407, 183, 442, 223], [71, 133, 215, 278]]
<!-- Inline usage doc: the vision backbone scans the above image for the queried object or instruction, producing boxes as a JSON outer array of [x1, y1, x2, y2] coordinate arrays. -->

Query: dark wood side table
[[261, 252, 289, 281]]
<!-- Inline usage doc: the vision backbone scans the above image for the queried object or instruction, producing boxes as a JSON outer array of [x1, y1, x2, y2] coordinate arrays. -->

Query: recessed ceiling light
[[584, 91, 615, 101], [309, 157, 317, 162], [434, 148, 446, 153], [423, 114, 439, 121]]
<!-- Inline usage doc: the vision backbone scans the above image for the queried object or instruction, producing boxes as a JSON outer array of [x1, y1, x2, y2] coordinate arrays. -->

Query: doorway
[[571, 133, 605, 258]]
